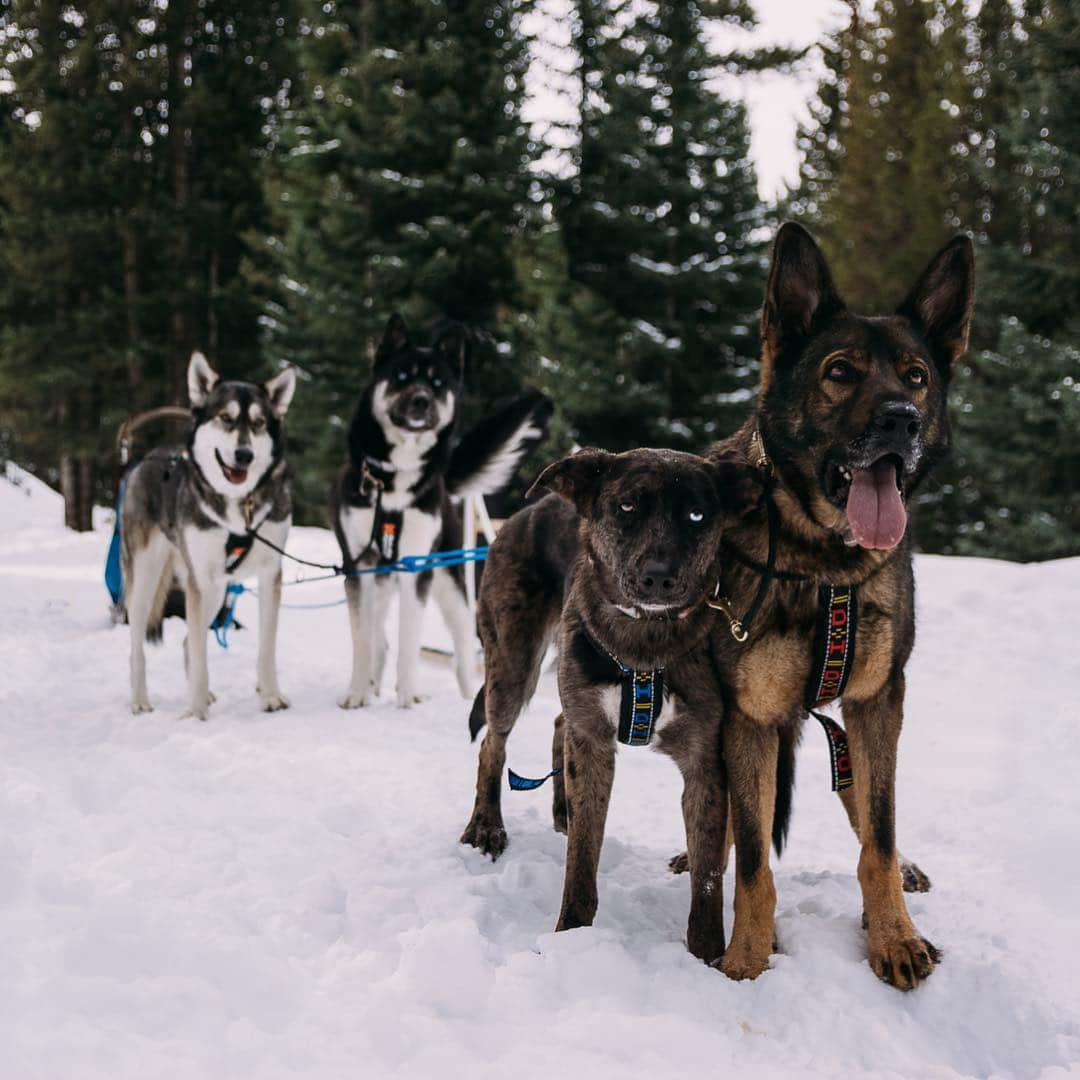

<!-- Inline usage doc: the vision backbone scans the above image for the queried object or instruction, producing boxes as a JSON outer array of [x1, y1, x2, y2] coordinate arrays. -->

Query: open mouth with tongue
[[214, 449, 249, 486], [825, 453, 908, 550]]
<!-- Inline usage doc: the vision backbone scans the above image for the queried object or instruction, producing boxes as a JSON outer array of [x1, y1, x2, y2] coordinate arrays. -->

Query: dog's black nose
[[409, 391, 431, 413], [234, 447, 254, 467], [872, 400, 922, 441], [639, 561, 677, 599]]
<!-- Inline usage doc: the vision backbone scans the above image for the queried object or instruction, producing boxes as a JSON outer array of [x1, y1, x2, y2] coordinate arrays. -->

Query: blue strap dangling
[[213, 583, 246, 649], [508, 767, 563, 791]]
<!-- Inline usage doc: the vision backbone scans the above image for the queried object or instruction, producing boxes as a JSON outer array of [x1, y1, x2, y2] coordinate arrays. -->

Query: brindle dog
[[464, 447, 757, 964], [707, 223, 974, 989]]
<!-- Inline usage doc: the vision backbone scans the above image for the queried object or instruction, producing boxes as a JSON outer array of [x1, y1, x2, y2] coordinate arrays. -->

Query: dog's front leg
[[836, 783, 931, 893], [339, 574, 376, 709], [843, 677, 938, 990], [182, 580, 214, 721], [681, 764, 728, 965], [256, 563, 289, 711], [556, 727, 615, 932], [719, 708, 778, 981], [395, 574, 426, 708]]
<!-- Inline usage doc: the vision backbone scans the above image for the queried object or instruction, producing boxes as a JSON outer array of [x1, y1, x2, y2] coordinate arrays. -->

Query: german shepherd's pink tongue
[[846, 460, 906, 550]]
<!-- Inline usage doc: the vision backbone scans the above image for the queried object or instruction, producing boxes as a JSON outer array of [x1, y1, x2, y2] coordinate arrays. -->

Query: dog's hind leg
[[339, 574, 376, 709], [460, 636, 550, 859], [836, 785, 930, 893], [126, 536, 171, 714], [181, 579, 215, 721], [551, 712, 567, 834], [432, 567, 477, 700], [256, 561, 289, 712]]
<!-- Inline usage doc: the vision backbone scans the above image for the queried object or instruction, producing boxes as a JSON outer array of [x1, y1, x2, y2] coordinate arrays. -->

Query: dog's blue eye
[[396, 371, 409, 383], [688, 509, 705, 524], [619, 502, 635, 514], [431, 377, 442, 388]]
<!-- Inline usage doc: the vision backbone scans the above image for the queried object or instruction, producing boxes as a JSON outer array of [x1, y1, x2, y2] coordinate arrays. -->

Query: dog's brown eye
[[826, 360, 856, 382], [907, 367, 928, 387], [218, 413, 233, 426], [688, 509, 705, 524]]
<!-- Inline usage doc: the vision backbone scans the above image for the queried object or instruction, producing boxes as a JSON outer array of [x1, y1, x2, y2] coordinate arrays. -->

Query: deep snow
[[1, 469, 1079, 1079]]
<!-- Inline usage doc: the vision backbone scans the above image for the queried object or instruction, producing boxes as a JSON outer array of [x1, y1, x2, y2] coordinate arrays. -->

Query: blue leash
[[214, 544, 489, 648]]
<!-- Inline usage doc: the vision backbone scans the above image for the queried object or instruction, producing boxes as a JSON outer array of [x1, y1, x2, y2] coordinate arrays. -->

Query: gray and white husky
[[121, 351, 297, 720]]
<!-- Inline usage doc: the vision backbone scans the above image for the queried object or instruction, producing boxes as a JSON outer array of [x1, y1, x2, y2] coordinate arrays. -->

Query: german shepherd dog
[[122, 352, 297, 720], [330, 314, 551, 709], [702, 223, 974, 989], [466, 447, 758, 963], [463, 223, 974, 990]]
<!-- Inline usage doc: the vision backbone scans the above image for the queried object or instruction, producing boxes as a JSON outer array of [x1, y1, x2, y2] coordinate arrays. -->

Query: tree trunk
[[60, 454, 78, 531], [77, 458, 95, 532], [59, 455, 96, 533]]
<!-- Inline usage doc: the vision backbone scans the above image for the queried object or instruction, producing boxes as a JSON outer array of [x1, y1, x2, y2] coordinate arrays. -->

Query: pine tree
[[0, 1, 295, 528], [794, 0, 970, 312], [265, 0, 537, 518], [541, 0, 768, 452]]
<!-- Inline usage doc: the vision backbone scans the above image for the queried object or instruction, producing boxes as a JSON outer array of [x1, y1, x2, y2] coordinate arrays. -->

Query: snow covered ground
[[1, 465, 1079, 1079]]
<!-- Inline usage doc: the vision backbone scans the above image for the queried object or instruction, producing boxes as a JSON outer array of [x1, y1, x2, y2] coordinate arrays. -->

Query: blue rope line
[[212, 545, 488, 645]]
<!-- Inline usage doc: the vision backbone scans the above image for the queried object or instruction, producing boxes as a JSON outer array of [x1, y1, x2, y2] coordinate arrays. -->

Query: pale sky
[[522, 0, 845, 201]]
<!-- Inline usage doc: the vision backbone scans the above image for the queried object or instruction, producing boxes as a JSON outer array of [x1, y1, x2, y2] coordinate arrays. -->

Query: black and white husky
[[121, 352, 297, 720], [330, 314, 551, 710]]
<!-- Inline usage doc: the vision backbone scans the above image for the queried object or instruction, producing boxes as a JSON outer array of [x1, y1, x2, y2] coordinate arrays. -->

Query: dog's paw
[[207, 690, 217, 705], [900, 857, 932, 893], [179, 707, 209, 722], [717, 944, 771, 982], [396, 691, 428, 709], [130, 700, 154, 715], [338, 691, 371, 710], [669, 851, 690, 875], [460, 815, 508, 860], [260, 693, 290, 713], [867, 932, 939, 990]]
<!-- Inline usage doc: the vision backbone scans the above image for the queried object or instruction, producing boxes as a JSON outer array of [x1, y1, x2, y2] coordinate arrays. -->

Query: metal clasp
[[706, 585, 749, 642]]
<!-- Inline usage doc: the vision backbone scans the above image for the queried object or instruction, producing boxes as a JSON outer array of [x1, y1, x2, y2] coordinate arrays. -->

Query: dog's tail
[[468, 684, 487, 741], [446, 391, 553, 500], [772, 724, 799, 857]]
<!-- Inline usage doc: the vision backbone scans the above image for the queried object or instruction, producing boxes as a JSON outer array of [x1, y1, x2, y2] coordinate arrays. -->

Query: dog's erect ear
[[435, 323, 469, 377], [188, 351, 219, 408], [761, 223, 845, 386], [896, 235, 975, 373], [265, 367, 297, 418], [527, 448, 615, 512], [708, 455, 762, 519], [376, 313, 411, 363]]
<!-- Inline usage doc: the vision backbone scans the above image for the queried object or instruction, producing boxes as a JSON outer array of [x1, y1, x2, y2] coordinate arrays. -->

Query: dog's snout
[[873, 400, 921, 441], [408, 390, 432, 413], [233, 447, 254, 467], [639, 560, 677, 599]]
